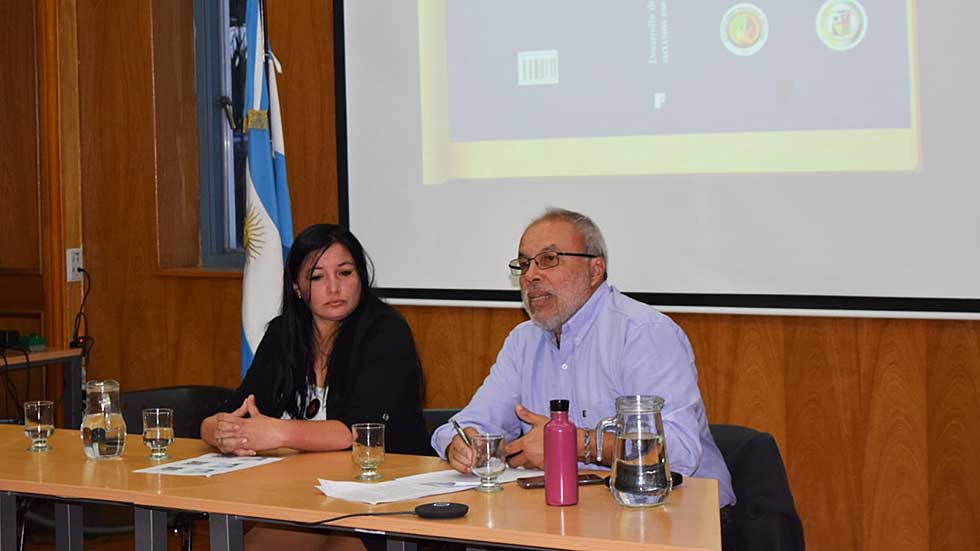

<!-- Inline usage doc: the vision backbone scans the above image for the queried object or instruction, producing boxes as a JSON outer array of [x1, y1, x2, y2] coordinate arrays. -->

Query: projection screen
[[335, 0, 980, 317]]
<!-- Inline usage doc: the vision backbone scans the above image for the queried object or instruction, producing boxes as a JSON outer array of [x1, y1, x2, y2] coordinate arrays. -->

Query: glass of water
[[24, 400, 55, 452], [470, 433, 506, 493], [351, 422, 385, 481], [142, 408, 175, 460]]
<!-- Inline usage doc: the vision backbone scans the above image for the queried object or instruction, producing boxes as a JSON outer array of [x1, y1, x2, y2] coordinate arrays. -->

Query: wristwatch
[[583, 429, 594, 464]]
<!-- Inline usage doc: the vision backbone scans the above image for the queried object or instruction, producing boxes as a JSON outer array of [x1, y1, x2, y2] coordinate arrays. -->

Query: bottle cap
[[549, 399, 569, 412]]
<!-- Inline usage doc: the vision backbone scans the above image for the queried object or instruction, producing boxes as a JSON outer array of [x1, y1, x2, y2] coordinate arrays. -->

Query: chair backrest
[[121, 385, 235, 439], [710, 424, 806, 551], [422, 408, 460, 439]]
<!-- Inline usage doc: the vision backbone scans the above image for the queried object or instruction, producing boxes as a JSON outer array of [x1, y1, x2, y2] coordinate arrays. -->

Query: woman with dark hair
[[200, 224, 430, 456]]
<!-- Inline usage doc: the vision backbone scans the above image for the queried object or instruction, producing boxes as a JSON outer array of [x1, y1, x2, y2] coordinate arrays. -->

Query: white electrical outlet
[[67, 248, 83, 282]]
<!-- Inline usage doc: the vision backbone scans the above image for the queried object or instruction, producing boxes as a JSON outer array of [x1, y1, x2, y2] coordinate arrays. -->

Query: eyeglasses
[[508, 251, 597, 276]]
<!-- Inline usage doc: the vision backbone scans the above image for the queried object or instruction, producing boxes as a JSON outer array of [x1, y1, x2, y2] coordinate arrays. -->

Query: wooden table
[[0, 349, 83, 428], [0, 426, 721, 551]]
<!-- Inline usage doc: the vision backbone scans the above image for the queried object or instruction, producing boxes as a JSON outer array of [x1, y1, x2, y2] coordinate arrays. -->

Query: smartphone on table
[[516, 473, 604, 489]]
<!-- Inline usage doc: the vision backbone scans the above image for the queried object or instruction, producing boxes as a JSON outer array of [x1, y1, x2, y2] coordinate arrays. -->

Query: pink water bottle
[[544, 399, 578, 506]]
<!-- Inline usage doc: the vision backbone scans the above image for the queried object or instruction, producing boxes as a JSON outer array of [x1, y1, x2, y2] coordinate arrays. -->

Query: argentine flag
[[241, 0, 293, 378]]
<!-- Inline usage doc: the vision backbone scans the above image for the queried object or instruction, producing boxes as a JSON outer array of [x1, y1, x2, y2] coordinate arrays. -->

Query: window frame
[[194, 0, 245, 269]]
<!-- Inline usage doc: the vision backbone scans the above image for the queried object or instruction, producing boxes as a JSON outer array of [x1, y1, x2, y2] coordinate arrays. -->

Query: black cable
[[18, 497, 33, 551], [0, 349, 17, 409], [72, 268, 95, 362], [80, 334, 95, 363], [260, 0, 272, 55], [0, 349, 24, 420], [11, 345, 31, 404], [71, 268, 91, 341], [312, 502, 470, 525], [310, 510, 415, 526], [0, 350, 12, 416]]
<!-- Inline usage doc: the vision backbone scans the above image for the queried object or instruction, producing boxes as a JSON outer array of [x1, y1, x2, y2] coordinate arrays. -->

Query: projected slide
[[418, 0, 919, 185]]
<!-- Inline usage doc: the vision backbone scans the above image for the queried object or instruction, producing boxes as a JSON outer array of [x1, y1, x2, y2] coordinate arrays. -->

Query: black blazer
[[232, 301, 431, 456], [711, 424, 805, 551]]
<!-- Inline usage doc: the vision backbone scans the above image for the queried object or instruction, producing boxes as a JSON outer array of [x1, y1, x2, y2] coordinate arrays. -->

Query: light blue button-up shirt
[[431, 282, 735, 506]]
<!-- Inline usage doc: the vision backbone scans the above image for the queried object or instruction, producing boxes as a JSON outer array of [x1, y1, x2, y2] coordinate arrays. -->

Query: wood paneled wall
[[266, 0, 339, 227], [72, 0, 241, 388], [0, 1, 39, 274], [679, 315, 980, 551], [10, 1, 979, 551], [0, 1, 64, 417], [0, 1, 41, 308]]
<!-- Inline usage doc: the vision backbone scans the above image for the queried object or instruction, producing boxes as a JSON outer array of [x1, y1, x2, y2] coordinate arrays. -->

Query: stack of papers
[[317, 468, 544, 504]]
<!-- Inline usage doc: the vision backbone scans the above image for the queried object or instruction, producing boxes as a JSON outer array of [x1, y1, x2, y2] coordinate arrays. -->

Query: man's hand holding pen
[[447, 419, 480, 474], [446, 404, 553, 473]]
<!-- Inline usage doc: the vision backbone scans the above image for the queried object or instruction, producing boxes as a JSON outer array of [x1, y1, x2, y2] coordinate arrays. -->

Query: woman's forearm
[[200, 415, 218, 447], [202, 401, 353, 453], [277, 418, 353, 451]]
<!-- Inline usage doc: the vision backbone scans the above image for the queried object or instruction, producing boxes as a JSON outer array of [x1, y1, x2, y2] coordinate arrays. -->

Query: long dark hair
[[273, 224, 380, 418]]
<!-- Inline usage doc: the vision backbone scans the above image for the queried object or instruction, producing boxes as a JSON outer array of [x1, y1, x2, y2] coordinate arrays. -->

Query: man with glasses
[[431, 208, 734, 510]]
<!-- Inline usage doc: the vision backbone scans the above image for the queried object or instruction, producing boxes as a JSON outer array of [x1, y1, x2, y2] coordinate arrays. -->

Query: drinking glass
[[142, 408, 175, 460], [351, 422, 385, 481], [470, 433, 506, 493], [24, 400, 55, 452]]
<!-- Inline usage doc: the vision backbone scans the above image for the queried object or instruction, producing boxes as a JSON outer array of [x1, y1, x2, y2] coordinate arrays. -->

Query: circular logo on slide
[[816, 0, 868, 51], [721, 4, 769, 56]]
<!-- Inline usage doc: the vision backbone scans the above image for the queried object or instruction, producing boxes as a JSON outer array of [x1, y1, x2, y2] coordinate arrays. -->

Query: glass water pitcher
[[80, 380, 127, 459], [595, 395, 672, 507]]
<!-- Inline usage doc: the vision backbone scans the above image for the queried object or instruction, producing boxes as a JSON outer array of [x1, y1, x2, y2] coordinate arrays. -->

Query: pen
[[451, 419, 472, 447]]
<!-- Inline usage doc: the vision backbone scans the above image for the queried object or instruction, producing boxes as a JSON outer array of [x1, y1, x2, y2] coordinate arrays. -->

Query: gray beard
[[521, 290, 562, 333], [526, 307, 562, 334], [522, 284, 593, 336]]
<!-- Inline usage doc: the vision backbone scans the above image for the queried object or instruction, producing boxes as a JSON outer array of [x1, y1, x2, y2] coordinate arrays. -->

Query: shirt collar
[[555, 281, 610, 345]]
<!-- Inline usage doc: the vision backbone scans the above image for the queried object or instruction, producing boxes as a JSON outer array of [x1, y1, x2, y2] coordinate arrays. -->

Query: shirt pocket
[[572, 396, 600, 430]]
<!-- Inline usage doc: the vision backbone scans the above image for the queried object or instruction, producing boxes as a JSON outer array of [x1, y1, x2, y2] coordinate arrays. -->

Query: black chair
[[120, 385, 234, 439], [710, 424, 806, 551], [24, 385, 235, 550], [422, 408, 460, 439]]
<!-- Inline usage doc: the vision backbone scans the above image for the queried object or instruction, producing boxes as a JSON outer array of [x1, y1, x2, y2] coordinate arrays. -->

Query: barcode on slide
[[517, 50, 559, 86]]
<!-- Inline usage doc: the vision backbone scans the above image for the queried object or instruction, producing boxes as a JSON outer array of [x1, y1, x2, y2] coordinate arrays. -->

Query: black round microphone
[[414, 502, 469, 519]]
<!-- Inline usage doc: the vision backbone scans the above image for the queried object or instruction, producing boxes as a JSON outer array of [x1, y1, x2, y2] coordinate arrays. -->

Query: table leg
[[54, 502, 82, 551], [385, 536, 419, 551], [63, 354, 83, 429], [209, 514, 244, 551], [135, 507, 168, 551], [0, 493, 16, 551]]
